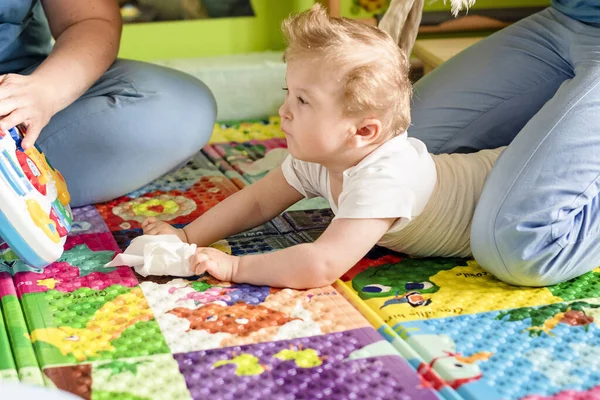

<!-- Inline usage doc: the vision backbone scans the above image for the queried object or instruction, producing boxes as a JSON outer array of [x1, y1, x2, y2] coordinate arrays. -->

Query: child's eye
[[298, 97, 307, 105], [282, 87, 289, 92]]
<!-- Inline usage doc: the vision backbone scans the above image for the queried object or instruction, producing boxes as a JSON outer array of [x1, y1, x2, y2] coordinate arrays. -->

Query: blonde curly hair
[[281, 4, 412, 137]]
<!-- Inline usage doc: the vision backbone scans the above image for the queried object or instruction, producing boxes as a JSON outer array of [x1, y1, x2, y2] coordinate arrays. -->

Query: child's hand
[[141, 217, 188, 243], [190, 248, 238, 282]]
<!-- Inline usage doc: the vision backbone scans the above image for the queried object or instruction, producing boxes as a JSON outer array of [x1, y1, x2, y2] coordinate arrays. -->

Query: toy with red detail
[[0, 125, 72, 268]]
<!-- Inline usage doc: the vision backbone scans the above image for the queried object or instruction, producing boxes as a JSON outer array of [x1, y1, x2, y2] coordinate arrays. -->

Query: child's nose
[[279, 103, 292, 121]]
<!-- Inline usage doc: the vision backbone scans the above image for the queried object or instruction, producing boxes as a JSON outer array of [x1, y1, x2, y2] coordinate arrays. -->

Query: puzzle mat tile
[[225, 234, 301, 256], [95, 175, 240, 232], [24, 265, 418, 399], [1, 215, 408, 398], [43, 354, 192, 400], [207, 137, 288, 183], [393, 300, 600, 400], [126, 151, 227, 199], [340, 256, 600, 326], [334, 281, 464, 400], [208, 117, 285, 144], [2, 233, 158, 368], [0, 272, 19, 383], [69, 206, 110, 236], [203, 138, 330, 212], [337, 253, 600, 398], [92, 150, 242, 232], [202, 144, 248, 190], [41, 328, 435, 400], [110, 225, 301, 260], [282, 209, 334, 231], [111, 226, 301, 256], [3, 275, 419, 398], [11, 233, 128, 298], [138, 275, 373, 354], [4, 117, 600, 399], [20, 282, 172, 367], [95, 124, 326, 235], [0, 269, 44, 385], [174, 327, 440, 400]]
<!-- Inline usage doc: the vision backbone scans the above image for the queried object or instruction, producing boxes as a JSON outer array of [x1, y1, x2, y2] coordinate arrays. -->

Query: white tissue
[[105, 234, 197, 277]]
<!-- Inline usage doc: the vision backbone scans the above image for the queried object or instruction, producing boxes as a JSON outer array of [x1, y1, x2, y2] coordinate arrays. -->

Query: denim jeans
[[408, 7, 600, 286]]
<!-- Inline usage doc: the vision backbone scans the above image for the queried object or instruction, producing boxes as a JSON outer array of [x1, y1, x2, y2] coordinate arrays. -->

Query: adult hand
[[0, 73, 56, 149]]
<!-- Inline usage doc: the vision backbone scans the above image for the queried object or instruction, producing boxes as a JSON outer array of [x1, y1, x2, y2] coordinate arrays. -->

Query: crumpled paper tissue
[[104, 234, 197, 277]]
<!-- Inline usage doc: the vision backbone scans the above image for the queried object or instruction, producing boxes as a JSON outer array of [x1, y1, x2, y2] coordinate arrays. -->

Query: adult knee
[[117, 60, 218, 161], [471, 210, 571, 287], [155, 70, 217, 159]]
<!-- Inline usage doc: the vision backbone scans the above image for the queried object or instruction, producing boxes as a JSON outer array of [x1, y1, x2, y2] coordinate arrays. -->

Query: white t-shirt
[[281, 132, 437, 234]]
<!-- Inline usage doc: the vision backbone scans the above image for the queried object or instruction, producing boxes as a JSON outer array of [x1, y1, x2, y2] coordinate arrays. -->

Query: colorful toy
[[0, 125, 72, 268]]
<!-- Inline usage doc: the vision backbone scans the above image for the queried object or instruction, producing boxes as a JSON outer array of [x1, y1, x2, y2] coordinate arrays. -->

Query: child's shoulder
[[351, 133, 432, 175]]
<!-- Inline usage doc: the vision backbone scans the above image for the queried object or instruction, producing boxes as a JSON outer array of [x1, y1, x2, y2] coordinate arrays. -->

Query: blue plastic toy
[[0, 125, 72, 268]]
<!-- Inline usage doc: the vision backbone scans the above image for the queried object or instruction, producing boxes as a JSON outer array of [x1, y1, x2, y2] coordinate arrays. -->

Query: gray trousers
[[22, 59, 217, 207]]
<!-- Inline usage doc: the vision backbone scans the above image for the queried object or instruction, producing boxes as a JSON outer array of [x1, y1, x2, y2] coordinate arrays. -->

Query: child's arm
[[191, 217, 395, 289], [142, 167, 304, 246]]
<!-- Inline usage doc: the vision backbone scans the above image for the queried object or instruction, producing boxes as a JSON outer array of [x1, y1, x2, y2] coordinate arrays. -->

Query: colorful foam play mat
[[2, 117, 600, 400]]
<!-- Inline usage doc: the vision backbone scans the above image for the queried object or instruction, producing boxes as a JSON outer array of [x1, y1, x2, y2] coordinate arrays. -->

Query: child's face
[[279, 57, 356, 164]]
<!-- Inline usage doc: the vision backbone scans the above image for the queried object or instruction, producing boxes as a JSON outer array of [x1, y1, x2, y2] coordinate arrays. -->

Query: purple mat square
[[174, 327, 437, 400]]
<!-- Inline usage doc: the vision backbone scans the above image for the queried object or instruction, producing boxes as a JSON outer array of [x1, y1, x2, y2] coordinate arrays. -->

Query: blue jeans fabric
[[408, 7, 600, 286], [20, 59, 217, 207]]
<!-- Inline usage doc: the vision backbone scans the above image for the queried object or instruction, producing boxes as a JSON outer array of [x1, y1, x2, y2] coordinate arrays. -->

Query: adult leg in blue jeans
[[22, 59, 217, 207], [408, 8, 600, 286]]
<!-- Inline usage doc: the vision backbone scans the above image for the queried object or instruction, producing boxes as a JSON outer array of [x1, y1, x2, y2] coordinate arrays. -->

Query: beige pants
[[378, 147, 506, 258]]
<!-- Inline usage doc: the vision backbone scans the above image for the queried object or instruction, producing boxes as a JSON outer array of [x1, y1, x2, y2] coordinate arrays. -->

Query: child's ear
[[350, 118, 383, 148]]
